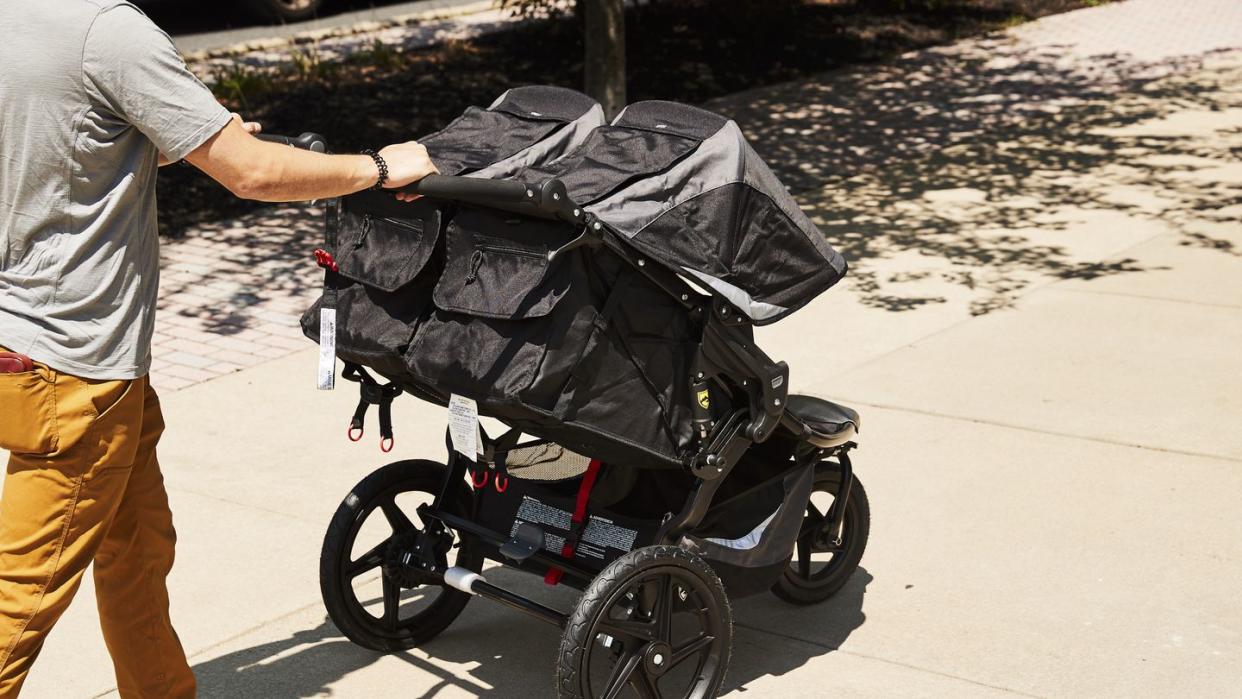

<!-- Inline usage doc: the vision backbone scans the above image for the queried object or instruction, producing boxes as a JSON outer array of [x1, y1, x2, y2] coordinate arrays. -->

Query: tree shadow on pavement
[[155, 205, 324, 337], [714, 40, 1242, 315], [191, 565, 872, 696]]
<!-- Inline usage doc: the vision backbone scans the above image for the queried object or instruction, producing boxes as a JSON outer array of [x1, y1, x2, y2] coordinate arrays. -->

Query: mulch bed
[[160, 0, 1099, 235]]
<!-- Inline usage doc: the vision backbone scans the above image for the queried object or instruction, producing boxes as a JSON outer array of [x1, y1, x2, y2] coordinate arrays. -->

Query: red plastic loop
[[471, 468, 489, 489], [313, 248, 339, 272], [494, 475, 509, 493], [347, 425, 364, 442], [380, 436, 394, 453]]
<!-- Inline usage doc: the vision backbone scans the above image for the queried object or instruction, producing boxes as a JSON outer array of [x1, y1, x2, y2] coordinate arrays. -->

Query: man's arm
[[82, 5, 436, 200], [184, 115, 437, 202], [160, 114, 261, 167]]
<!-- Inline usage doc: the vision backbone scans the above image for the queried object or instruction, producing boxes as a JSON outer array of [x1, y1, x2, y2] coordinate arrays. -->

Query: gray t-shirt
[[0, 0, 231, 379]]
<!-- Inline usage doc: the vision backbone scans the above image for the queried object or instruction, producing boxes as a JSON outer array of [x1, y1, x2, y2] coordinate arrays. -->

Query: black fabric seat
[[784, 394, 860, 448]]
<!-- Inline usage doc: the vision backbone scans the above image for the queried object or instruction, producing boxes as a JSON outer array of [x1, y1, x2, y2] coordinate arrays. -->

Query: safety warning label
[[514, 496, 571, 531], [583, 516, 638, 553], [510, 497, 639, 560]]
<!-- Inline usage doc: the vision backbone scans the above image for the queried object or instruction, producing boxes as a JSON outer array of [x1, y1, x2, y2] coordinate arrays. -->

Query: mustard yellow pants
[[0, 351, 195, 697]]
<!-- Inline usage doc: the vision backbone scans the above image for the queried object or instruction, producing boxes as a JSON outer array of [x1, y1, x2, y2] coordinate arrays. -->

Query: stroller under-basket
[[279, 86, 869, 697]]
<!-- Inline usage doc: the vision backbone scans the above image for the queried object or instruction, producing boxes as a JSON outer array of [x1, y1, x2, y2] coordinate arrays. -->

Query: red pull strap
[[545, 459, 602, 586]]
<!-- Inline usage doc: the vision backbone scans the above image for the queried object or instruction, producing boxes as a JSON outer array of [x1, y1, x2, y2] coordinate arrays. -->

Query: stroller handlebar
[[403, 175, 587, 225], [256, 132, 328, 153], [406, 175, 532, 204]]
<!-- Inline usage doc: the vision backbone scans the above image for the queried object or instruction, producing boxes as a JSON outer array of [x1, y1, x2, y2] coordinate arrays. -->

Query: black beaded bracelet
[[361, 149, 388, 190]]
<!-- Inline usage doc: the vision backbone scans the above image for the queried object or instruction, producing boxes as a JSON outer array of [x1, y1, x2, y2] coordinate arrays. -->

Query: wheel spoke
[[381, 575, 400, 630], [654, 575, 675, 642], [380, 498, 417, 534], [347, 539, 389, 577], [807, 501, 826, 526], [632, 666, 660, 699], [797, 537, 811, 579], [598, 618, 657, 645], [669, 633, 714, 669], [600, 651, 643, 699]]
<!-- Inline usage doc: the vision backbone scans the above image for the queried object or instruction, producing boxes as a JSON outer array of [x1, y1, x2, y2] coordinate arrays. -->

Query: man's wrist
[[361, 149, 388, 190], [350, 154, 380, 192]]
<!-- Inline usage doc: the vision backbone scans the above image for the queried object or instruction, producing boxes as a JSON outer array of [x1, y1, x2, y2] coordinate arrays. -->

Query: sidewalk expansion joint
[[167, 485, 325, 525], [832, 397, 1242, 465], [1055, 286, 1242, 311], [186, 596, 330, 661]]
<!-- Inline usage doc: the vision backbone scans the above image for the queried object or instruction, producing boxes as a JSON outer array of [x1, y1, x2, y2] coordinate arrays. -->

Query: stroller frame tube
[[441, 566, 569, 628]]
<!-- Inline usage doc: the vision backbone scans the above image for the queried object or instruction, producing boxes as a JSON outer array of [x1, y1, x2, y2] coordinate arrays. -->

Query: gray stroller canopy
[[420, 85, 606, 179], [525, 100, 847, 324]]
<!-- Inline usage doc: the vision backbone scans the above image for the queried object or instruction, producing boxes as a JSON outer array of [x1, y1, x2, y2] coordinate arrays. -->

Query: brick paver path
[[149, 204, 323, 390]]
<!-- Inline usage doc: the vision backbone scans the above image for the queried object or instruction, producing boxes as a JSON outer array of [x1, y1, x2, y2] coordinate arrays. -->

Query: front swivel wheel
[[771, 460, 870, 605], [320, 460, 481, 651]]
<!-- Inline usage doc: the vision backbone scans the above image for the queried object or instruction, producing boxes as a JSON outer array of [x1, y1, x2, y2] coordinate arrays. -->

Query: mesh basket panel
[[497, 441, 591, 481]]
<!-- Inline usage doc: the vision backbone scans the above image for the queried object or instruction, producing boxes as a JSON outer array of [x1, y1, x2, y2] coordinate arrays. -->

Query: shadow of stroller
[[192, 566, 872, 697]]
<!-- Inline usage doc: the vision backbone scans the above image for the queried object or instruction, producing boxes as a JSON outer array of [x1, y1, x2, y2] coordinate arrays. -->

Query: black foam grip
[[402, 175, 531, 203], [257, 132, 327, 153]]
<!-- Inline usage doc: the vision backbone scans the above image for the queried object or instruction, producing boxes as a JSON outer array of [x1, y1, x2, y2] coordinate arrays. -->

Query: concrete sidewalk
[[7, 0, 1242, 696]]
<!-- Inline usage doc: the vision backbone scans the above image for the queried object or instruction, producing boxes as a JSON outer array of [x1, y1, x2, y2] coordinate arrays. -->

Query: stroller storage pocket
[[405, 209, 587, 402], [334, 212, 437, 292], [682, 461, 815, 598], [432, 211, 573, 319], [301, 196, 443, 376]]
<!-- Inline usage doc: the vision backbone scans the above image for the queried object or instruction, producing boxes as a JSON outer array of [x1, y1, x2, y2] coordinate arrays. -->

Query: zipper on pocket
[[357, 215, 421, 249], [465, 250, 484, 284], [464, 243, 544, 285], [379, 216, 422, 232], [474, 242, 544, 260]]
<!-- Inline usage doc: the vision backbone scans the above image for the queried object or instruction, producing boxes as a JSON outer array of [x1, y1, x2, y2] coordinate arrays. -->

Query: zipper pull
[[465, 249, 484, 285], [357, 215, 372, 248]]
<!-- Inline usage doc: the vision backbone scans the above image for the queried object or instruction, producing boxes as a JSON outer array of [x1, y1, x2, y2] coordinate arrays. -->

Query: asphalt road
[[141, 0, 485, 54]]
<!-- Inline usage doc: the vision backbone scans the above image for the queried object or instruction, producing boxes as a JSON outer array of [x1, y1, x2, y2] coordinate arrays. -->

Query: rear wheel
[[557, 546, 732, 698], [320, 460, 481, 651], [771, 461, 870, 605]]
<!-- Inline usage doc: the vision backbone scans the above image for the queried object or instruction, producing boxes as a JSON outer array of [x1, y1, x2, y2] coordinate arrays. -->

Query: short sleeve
[[83, 4, 232, 161]]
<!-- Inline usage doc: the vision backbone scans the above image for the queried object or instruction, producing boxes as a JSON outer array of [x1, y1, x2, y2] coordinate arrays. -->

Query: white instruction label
[[448, 394, 483, 459], [317, 308, 336, 390]]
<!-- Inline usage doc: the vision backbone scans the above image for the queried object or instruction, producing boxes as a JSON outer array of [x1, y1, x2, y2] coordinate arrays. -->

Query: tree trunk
[[583, 0, 626, 120]]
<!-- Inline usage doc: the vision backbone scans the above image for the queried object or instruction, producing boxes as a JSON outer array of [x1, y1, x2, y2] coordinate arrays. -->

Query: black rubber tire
[[771, 462, 870, 605], [244, 0, 323, 23], [557, 545, 732, 699], [320, 459, 481, 652]]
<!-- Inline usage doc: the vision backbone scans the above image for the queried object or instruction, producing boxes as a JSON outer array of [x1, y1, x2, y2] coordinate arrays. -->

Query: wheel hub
[[383, 529, 441, 588], [643, 641, 673, 677]]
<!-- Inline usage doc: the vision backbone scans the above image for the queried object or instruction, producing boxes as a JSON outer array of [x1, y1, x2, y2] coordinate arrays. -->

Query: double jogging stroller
[[284, 86, 869, 697]]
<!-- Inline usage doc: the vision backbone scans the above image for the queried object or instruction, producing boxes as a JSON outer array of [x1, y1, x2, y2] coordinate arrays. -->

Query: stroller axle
[[441, 565, 568, 629]]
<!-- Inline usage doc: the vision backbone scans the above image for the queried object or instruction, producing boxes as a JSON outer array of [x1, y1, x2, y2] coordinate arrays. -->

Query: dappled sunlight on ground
[[714, 17, 1241, 315]]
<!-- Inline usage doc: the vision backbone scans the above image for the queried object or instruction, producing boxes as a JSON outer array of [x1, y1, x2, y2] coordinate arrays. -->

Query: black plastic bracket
[[532, 178, 586, 225], [499, 522, 546, 562], [691, 410, 751, 480]]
